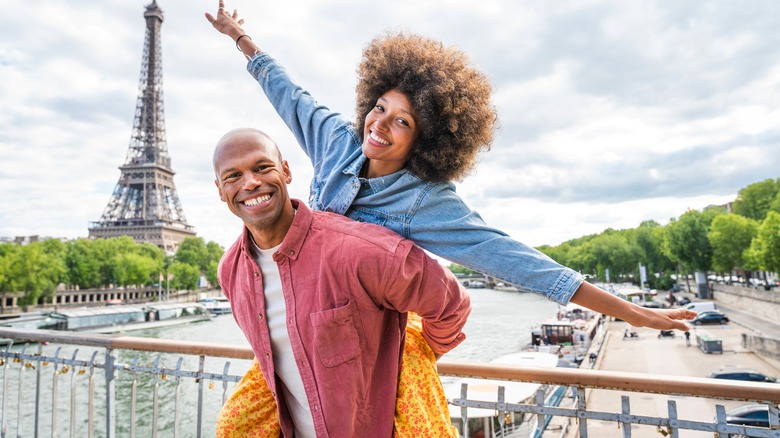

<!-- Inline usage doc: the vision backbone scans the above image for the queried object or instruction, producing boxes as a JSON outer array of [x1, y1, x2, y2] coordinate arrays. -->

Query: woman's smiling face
[[361, 89, 420, 178]]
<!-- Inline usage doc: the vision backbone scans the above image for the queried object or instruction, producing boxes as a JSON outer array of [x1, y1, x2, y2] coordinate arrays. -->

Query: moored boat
[[198, 296, 232, 315], [445, 351, 564, 438], [45, 302, 212, 333]]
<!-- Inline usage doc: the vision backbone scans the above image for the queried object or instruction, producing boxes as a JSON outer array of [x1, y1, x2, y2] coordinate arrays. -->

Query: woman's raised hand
[[205, 0, 245, 38]]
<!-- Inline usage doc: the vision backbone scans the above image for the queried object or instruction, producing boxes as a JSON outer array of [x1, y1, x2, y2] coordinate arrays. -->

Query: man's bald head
[[212, 128, 283, 178]]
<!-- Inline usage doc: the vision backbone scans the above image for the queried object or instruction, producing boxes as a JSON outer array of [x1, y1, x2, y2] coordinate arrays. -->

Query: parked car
[[683, 301, 717, 313], [708, 369, 777, 383], [691, 310, 729, 325], [725, 403, 772, 427]]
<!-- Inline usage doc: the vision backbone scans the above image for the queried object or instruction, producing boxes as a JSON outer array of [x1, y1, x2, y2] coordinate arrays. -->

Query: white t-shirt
[[251, 238, 315, 438]]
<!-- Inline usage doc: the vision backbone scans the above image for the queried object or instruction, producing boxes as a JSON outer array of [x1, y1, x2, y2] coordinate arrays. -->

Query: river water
[[3, 288, 559, 437], [144, 286, 559, 361]]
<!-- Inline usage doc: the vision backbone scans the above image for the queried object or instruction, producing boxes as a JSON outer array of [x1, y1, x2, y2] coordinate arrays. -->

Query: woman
[[206, 3, 696, 436]]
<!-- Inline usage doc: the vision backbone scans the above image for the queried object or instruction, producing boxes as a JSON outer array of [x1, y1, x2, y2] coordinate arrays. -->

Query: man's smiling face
[[213, 129, 294, 248]]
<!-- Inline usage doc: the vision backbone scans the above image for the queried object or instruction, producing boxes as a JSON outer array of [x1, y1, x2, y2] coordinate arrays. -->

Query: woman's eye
[[374, 104, 384, 112], [397, 118, 410, 127]]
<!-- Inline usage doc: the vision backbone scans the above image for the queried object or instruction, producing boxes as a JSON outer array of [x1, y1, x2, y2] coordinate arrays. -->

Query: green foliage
[[115, 252, 159, 287], [0, 243, 17, 293], [0, 236, 224, 301], [708, 214, 758, 273], [65, 239, 102, 289], [176, 237, 210, 273], [663, 210, 713, 272], [206, 260, 220, 289], [447, 263, 478, 275], [750, 211, 780, 273], [733, 178, 780, 221], [169, 262, 200, 290], [6, 242, 66, 306]]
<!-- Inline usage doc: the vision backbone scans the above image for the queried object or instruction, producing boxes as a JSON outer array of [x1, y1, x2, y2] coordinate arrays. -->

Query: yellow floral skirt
[[216, 314, 457, 437]]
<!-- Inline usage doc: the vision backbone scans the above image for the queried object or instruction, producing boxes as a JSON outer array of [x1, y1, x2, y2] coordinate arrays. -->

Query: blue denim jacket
[[248, 53, 583, 304]]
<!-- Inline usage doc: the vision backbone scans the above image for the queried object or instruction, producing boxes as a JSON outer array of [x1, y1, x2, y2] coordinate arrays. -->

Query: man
[[213, 128, 471, 437]]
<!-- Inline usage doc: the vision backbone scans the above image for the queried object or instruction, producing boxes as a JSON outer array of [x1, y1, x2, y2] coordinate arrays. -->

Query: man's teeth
[[370, 132, 390, 145], [244, 194, 271, 206]]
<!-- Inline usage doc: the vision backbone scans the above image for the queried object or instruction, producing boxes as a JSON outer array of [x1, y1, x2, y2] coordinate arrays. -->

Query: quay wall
[[0, 287, 218, 316], [742, 333, 780, 364], [712, 283, 780, 362], [712, 283, 780, 322]]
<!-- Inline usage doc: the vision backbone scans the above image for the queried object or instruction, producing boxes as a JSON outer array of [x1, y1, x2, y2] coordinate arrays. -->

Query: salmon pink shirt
[[218, 199, 471, 437]]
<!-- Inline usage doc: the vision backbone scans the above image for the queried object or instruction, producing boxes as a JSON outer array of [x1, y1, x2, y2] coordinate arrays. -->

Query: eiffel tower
[[89, 1, 195, 254]]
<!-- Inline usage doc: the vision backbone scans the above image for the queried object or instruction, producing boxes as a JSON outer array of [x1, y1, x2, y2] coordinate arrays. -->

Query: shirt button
[[265, 353, 270, 359], [254, 271, 259, 277], [258, 313, 263, 320], [289, 249, 295, 255]]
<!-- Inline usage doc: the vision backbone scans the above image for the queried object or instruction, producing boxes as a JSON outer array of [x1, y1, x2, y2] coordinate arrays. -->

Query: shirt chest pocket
[[309, 299, 366, 367]]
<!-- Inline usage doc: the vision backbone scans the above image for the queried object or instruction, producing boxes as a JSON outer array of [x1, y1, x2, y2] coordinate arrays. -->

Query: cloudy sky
[[1, 0, 778, 253]]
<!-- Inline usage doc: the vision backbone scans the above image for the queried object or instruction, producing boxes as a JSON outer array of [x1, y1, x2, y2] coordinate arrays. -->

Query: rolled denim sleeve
[[408, 183, 583, 305]]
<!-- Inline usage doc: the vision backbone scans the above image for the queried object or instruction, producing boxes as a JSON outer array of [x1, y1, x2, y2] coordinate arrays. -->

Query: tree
[[116, 252, 159, 287], [587, 232, 635, 282], [176, 237, 210, 273], [0, 243, 16, 293], [447, 263, 478, 276], [733, 178, 779, 221], [708, 214, 758, 274], [629, 221, 675, 289], [750, 211, 780, 274], [65, 239, 101, 289], [169, 262, 200, 290], [8, 242, 65, 307], [664, 210, 713, 273]]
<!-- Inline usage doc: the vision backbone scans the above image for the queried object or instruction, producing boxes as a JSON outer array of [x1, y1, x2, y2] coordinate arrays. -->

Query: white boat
[[198, 296, 232, 315], [445, 351, 564, 438], [493, 282, 527, 293], [46, 303, 212, 333]]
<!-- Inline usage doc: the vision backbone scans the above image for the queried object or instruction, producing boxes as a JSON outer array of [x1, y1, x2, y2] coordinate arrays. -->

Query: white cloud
[[1, 0, 778, 251]]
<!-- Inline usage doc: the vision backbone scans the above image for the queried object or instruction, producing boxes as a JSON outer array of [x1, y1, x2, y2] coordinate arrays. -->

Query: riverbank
[[551, 306, 780, 437]]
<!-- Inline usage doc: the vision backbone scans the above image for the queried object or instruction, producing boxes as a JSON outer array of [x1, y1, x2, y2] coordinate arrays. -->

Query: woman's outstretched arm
[[570, 282, 697, 331]]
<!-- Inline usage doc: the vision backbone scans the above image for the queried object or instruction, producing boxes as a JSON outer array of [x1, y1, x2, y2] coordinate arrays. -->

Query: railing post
[[69, 349, 79, 438], [1, 343, 9, 438], [666, 400, 678, 438], [196, 355, 205, 438], [220, 362, 232, 406], [87, 351, 98, 438], [51, 347, 62, 438], [16, 344, 28, 438], [534, 386, 545, 437], [104, 349, 116, 438], [459, 383, 469, 438], [152, 354, 161, 438], [620, 395, 631, 438], [35, 343, 43, 438], [576, 386, 587, 438], [173, 358, 184, 438]]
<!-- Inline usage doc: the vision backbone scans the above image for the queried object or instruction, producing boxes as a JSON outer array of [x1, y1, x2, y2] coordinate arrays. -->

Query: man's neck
[[247, 207, 296, 249]]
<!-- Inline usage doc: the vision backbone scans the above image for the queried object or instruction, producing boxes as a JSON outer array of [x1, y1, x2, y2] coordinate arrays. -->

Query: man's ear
[[215, 180, 226, 202], [282, 160, 292, 184]]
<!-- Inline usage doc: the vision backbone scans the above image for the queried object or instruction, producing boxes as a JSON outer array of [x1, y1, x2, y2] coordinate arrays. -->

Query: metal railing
[[1, 327, 779, 438]]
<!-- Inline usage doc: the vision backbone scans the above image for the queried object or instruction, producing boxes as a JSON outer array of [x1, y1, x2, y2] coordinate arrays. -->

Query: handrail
[[3, 327, 779, 403]]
